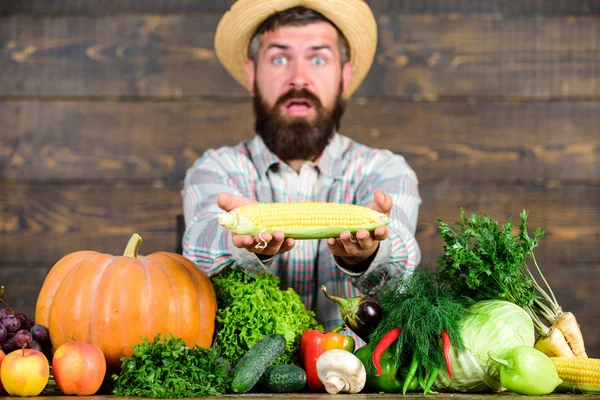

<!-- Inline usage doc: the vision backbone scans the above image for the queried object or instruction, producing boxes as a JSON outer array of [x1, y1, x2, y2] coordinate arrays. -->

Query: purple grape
[[13, 330, 32, 348], [0, 324, 6, 342], [30, 324, 50, 343], [1, 316, 20, 333], [14, 313, 32, 331], [3, 336, 17, 352], [0, 308, 10, 318], [28, 339, 43, 352]]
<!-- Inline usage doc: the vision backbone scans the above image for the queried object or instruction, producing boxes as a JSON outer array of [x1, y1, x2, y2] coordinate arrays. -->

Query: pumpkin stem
[[123, 233, 143, 258]]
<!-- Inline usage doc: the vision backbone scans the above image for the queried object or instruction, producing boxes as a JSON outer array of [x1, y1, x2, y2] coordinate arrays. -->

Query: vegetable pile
[[330, 208, 596, 397], [436, 209, 587, 358], [367, 267, 470, 394], [26, 205, 596, 398], [211, 268, 323, 367]]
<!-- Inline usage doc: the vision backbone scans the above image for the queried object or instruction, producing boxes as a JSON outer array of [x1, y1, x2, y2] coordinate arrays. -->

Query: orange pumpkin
[[35, 233, 217, 373]]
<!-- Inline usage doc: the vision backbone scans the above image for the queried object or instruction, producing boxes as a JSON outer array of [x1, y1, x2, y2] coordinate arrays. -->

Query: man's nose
[[288, 61, 309, 89]]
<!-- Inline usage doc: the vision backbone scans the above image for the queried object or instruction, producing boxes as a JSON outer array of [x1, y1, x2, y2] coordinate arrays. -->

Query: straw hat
[[214, 0, 378, 98]]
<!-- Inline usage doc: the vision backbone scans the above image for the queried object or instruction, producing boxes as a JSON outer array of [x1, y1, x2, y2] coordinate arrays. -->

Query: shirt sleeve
[[334, 150, 422, 297], [180, 150, 274, 278]]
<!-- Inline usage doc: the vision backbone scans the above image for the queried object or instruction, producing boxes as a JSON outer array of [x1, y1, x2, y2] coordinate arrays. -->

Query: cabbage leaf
[[434, 300, 535, 393]]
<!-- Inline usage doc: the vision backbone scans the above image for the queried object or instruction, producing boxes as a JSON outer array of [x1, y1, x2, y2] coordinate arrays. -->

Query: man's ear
[[341, 61, 353, 96], [245, 59, 256, 96]]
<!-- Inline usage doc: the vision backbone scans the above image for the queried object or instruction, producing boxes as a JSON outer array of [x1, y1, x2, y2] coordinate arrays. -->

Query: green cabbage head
[[435, 299, 535, 392]]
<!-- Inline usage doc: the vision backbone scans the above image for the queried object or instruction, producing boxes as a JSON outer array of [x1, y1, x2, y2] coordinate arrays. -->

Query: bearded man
[[181, 0, 422, 336]]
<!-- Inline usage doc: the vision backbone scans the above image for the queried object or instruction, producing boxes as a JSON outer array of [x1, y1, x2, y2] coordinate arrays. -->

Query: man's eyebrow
[[264, 44, 334, 52], [309, 45, 333, 52], [265, 43, 289, 51]]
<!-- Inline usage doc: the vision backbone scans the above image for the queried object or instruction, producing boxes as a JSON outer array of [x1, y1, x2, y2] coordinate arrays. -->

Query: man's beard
[[253, 83, 346, 162]]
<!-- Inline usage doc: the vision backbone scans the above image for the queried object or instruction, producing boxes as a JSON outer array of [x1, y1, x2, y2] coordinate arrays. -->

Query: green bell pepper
[[354, 342, 419, 393], [489, 345, 563, 395]]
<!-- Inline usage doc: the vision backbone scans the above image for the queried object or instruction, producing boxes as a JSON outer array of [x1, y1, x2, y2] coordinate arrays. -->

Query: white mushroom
[[316, 349, 366, 394]]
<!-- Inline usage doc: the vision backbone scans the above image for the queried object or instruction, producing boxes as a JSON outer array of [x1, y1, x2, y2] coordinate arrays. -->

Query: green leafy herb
[[212, 268, 323, 367], [435, 209, 561, 337], [111, 334, 230, 398], [369, 267, 470, 378]]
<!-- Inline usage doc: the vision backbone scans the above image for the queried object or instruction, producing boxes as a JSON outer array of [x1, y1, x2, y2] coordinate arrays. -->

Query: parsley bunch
[[436, 208, 561, 336], [111, 334, 230, 398]]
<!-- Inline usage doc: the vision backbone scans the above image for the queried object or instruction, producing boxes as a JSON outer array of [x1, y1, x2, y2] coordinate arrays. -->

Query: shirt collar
[[248, 132, 348, 179], [313, 133, 347, 179], [248, 135, 280, 177]]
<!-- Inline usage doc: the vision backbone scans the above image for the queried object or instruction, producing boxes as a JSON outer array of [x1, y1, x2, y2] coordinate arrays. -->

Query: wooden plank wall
[[1, 1, 599, 354]]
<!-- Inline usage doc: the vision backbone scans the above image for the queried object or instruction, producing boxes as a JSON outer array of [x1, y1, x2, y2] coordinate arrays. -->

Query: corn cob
[[550, 357, 600, 394], [217, 201, 390, 239]]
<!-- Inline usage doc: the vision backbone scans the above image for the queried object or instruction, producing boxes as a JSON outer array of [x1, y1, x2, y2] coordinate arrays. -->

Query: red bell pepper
[[299, 324, 356, 391]]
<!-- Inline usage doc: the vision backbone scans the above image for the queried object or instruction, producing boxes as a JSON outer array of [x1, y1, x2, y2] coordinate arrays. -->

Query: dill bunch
[[370, 266, 472, 372]]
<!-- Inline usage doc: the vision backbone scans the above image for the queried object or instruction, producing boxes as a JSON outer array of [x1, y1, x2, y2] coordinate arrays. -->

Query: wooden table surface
[[2, 382, 599, 399], [3, 393, 599, 399]]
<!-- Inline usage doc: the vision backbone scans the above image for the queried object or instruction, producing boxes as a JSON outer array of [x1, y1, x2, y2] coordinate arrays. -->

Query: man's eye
[[312, 56, 326, 66], [273, 55, 288, 65]]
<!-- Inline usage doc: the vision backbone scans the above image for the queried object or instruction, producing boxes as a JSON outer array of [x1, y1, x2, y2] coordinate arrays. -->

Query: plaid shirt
[[181, 133, 421, 334]]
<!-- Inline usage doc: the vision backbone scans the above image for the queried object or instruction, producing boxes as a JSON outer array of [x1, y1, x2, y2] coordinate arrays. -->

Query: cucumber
[[230, 334, 286, 393], [262, 364, 307, 393]]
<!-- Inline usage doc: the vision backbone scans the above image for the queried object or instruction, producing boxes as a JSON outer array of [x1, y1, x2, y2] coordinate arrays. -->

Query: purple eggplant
[[321, 285, 381, 343]]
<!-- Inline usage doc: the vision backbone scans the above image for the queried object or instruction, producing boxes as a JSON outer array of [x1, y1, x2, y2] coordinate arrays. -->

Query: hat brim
[[214, 0, 377, 99]]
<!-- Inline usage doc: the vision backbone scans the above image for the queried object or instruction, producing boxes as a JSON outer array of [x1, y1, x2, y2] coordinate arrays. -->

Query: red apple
[[52, 340, 107, 395], [0, 349, 5, 393], [0, 346, 49, 396]]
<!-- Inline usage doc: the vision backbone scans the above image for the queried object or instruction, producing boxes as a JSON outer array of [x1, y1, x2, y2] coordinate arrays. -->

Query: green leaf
[[211, 268, 323, 367], [111, 334, 231, 398]]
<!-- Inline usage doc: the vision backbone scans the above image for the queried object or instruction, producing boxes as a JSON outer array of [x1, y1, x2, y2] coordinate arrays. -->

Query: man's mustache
[[274, 88, 323, 109]]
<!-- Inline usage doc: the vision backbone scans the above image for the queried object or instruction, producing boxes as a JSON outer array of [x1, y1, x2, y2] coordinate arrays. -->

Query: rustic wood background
[[1, 1, 599, 355]]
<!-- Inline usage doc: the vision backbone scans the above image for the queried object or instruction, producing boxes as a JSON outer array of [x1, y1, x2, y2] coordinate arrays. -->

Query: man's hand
[[217, 192, 295, 257], [326, 191, 392, 270]]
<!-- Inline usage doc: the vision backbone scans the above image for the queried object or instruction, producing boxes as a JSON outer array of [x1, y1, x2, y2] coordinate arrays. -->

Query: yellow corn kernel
[[551, 357, 600, 394], [217, 201, 390, 239]]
